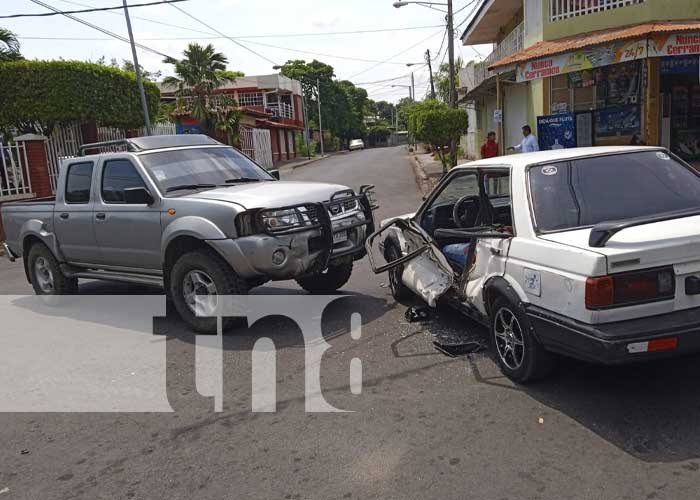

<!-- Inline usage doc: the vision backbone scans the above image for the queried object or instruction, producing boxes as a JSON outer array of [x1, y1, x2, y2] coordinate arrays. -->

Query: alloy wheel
[[34, 257, 55, 294], [493, 307, 525, 370], [182, 270, 219, 317]]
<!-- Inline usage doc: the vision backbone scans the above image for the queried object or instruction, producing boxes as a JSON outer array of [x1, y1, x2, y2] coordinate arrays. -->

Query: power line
[[28, 0, 174, 59], [348, 29, 444, 80], [1, 0, 187, 19], [56, 2, 443, 39]]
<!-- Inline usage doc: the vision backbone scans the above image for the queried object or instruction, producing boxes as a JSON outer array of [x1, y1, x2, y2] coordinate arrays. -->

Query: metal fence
[[45, 122, 83, 193], [0, 142, 32, 200], [550, 0, 644, 21], [472, 22, 524, 90], [240, 126, 274, 170]]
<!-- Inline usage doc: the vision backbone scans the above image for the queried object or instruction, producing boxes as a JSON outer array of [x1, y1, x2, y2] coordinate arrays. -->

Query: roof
[[490, 20, 700, 69], [460, 0, 522, 46], [158, 74, 302, 96], [455, 146, 663, 169]]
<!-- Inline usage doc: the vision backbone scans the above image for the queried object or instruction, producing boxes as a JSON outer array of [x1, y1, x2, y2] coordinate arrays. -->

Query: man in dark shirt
[[481, 131, 498, 159]]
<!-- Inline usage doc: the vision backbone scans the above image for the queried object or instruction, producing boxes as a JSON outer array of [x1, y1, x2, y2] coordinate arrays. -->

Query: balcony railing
[[266, 102, 294, 120], [471, 22, 524, 91], [550, 0, 645, 22]]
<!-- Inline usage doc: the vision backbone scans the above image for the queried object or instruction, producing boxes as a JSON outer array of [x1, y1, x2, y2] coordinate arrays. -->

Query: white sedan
[[349, 139, 365, 151]]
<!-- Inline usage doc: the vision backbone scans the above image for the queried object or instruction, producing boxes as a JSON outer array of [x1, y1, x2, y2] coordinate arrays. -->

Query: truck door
[[54, 160, 99, 264], [93, 157, 162, 270]]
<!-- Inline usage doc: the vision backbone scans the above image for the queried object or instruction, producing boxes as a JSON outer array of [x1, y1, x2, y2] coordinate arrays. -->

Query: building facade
[[460, 0, 700, 165], [160, 74, 305, 165]]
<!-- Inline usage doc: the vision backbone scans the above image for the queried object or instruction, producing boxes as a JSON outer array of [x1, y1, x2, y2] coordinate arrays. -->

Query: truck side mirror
[[123, 186, 154, 205]]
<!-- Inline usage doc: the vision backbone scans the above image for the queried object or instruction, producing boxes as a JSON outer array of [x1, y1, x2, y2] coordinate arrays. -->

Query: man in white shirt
[[508, 125, 539, 153]]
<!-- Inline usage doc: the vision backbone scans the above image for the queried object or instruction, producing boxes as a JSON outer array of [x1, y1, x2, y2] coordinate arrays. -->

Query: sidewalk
[[410, 152, 447, 196], [277, 151, 347, 172]]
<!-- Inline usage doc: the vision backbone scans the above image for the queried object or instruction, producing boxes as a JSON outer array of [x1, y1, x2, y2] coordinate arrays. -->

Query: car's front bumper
[[527, 305, 700, 364]]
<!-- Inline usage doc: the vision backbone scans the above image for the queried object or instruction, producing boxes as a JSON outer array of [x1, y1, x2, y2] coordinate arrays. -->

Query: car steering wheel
[[452, 195, 480, 228]]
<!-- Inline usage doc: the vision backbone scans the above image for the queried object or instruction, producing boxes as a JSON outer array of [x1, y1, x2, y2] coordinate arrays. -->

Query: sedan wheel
[[493, 307, 525, 371]]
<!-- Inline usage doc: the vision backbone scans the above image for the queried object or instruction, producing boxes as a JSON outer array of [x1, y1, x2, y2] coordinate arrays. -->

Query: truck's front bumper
[[527, 305, 700, 365], [209, 210, 372, 282]]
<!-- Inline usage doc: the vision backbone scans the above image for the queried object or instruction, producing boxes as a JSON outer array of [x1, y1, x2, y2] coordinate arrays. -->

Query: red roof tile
[[490, 20, 700, 69]]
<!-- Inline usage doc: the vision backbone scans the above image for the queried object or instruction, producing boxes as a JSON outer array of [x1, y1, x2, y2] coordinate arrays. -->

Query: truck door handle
[[490, 248, 501, 256], [59, 213, 69, 220], [95, 213, 106, 220]]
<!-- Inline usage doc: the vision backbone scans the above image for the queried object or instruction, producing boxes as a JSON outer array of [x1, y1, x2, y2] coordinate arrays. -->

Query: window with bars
[[238, 92, 264, 107], [550, 0, 645, 22]]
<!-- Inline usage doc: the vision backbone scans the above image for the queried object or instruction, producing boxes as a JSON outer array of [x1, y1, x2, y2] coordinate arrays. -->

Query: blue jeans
[[442, 243, 469, 267]]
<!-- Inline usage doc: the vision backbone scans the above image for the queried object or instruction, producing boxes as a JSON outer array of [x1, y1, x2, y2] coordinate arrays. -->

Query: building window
[[549, 60, 642, 114], [238, 92, 264, 107], [550, 0, 645, 22]]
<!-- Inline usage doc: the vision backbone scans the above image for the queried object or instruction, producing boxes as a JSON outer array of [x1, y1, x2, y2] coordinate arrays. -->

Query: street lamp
[[393, 0, 456, 164], [391, 84, 413, 101]]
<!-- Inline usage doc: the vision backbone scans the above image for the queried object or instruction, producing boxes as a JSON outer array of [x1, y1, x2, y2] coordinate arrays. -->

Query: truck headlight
[[260, 208, 304, 231]]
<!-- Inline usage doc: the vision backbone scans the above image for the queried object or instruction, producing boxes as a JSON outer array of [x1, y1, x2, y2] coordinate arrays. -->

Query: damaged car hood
[[187, 181, 351, 209]]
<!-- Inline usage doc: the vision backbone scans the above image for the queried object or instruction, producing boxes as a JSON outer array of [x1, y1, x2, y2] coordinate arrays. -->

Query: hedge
[[0, 60, 160, 132]]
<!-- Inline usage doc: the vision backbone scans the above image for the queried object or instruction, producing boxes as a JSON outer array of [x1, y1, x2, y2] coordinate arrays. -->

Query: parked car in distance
[[349, 139, 365, 151], [367, 146, 700, 383], [1, 135, 377, 332]]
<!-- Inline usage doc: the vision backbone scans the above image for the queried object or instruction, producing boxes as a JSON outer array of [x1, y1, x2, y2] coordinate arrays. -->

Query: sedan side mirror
[[270, 170, 280, 180], [123, 186, 155, 205]]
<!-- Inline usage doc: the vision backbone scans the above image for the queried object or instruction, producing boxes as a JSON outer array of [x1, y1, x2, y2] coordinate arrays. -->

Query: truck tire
[[27, 243, 78, 296], [169, 249, 249, 333], [295, 259, 353, 294], [384, 243, 412, 301], [490, 296, 553, 384]]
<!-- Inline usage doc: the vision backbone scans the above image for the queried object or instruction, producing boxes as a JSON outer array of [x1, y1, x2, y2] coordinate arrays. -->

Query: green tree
[[374, 100, 396, 124], [0, 60, 159, 135], [395, 97, 414, 130], [367, 120, 392, 147], [162, 43, 234, 127], [0, 28, 22, 62], [109, 58, 162, 82], [409, 100, 468, 172], [433, 57, 464, 103]]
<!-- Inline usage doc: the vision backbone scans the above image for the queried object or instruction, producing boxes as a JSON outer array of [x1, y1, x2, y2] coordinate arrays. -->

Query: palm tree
[[0, 28, 22, 62], [163, 43, 234, 125]]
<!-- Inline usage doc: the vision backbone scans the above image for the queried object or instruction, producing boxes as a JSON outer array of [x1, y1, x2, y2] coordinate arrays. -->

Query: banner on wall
[[517, 39, 647, 82], [649, 33, 700, 57], [537, 113, 577, 150]]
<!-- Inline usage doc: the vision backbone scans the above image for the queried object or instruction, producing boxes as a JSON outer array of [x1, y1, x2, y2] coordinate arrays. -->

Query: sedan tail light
[[586, 267, 675, 309]]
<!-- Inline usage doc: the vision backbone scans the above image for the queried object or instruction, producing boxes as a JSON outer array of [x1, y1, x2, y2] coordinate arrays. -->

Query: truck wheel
[[295, 259, 353, 294], [169, 249, 249, 333], [384, 243, 411, 301], [490, 297, 553, 384], [27, 243, 78, 296]]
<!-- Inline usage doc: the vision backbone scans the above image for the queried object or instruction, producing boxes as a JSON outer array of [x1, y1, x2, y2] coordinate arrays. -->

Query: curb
[[279, 151, 347, 172], [410, 154, 439, 196]]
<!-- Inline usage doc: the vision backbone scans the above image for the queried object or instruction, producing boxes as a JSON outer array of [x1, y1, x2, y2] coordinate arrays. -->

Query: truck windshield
[[529, 151, 700, 232], [139, 147, 273, 194]]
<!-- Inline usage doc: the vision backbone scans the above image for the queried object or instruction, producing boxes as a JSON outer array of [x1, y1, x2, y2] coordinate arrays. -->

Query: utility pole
[[317, 78, 324, 157], [446, 0, 457, 167], [411, 72, 415, 101], [301, 92, 311, 160], [122, 0, 151, 136], [426, 49, 435, 99]]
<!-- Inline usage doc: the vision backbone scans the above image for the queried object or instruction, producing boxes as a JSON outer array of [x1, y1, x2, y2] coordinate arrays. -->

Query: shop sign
[[493, 109, 503, 123], [661, 55, 700, 74], [537, 113, 577, 150], [649, 33, 700, 57], [517, 39, 647, 82]]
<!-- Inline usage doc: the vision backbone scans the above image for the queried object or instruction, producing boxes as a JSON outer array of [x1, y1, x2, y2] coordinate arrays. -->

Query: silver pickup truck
[[1, 135, 376, 331]]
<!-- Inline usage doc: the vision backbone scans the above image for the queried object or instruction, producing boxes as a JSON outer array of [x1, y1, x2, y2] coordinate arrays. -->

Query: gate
[[0, 141, 32, 200], [240, 126, 274, 170], [44, 122, 83, 193]]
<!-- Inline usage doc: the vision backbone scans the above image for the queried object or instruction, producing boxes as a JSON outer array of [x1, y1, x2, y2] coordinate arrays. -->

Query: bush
[[296, 134, 317, 157], [409, 100, 468, 172], [0, 60, 160, 135]]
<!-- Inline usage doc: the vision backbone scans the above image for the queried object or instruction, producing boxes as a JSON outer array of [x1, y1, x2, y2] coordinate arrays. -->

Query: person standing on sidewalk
[[480, 131, 499, 159], [508, 125, 539, 153]]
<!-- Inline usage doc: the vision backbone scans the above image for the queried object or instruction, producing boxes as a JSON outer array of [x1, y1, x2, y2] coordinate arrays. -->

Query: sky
[[2, 0, 491, 103]]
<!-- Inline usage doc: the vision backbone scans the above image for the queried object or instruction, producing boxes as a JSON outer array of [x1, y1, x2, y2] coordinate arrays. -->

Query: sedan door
[[93, 158, 162, 271]]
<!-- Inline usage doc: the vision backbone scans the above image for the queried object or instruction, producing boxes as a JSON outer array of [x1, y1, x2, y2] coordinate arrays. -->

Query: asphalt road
[[2, 146, 700, 499]]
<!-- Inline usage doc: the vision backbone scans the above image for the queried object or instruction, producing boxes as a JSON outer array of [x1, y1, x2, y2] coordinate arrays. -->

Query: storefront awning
[[489, 20, 700, 72]]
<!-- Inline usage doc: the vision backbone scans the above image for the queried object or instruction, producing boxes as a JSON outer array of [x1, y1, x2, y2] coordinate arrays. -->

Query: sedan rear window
[[529, 151, 700, 232]]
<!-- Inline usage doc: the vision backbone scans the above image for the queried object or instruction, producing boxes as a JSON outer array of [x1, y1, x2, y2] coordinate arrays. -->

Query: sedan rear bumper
[[527, 305, 700, 364]]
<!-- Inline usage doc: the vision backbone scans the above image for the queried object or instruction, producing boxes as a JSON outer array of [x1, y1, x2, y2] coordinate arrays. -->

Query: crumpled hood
[[187, 180, 351, 209]]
